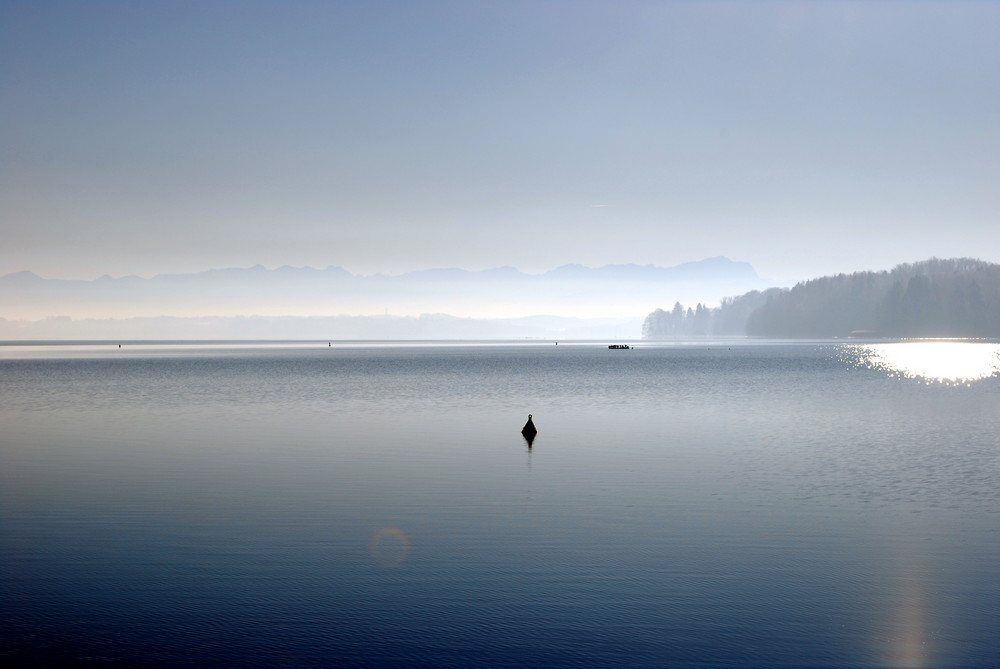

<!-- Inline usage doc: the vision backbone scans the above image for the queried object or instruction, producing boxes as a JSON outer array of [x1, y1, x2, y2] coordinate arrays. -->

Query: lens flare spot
[[370, 527, 410, 568]]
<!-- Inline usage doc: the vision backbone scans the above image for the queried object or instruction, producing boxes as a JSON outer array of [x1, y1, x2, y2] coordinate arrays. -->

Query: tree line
[[643, 258, 1000, 339], [642, 288, 783, 338]]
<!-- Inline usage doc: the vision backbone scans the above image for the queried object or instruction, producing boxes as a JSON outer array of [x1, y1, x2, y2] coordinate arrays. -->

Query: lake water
[[2, 340, 999, 668]]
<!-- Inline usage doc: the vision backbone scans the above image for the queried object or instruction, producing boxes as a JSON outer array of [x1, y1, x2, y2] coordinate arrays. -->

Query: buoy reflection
[[370, 527, 410, 568], [845, 342, 1000, 384]]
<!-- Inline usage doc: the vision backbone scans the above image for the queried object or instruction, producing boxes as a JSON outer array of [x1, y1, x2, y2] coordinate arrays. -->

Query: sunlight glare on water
[[844, 341, 1000, 384]]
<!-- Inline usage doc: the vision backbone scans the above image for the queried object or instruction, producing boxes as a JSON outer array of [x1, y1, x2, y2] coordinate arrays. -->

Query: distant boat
[[608, 344, 631, 349]]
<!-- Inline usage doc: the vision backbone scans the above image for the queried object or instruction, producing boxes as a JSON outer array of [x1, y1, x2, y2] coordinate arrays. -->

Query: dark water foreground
[[2, 340, 999, 668]]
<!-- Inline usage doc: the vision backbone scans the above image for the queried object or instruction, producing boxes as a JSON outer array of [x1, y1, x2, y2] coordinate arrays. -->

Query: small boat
[[608, 344, 631, 349]]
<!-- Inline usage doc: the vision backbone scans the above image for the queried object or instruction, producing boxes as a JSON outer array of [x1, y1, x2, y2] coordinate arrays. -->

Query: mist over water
[[2, 341, 999, 667]]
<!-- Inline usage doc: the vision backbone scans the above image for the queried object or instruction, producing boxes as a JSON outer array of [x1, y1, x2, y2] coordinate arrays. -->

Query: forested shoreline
[[643, 258, 1000, 339]]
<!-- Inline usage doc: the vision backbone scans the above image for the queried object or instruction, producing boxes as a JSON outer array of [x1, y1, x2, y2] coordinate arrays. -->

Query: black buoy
[[521, 413, 537, 447], [521, 414, 537, 438]]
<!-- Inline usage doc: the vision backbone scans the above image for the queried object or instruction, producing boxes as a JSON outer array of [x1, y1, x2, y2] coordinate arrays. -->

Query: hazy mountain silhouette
[[0, 257, 772, 324]]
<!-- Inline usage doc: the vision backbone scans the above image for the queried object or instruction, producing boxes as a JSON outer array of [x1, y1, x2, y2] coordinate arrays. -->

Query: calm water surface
[[2, 340, 999, 667]]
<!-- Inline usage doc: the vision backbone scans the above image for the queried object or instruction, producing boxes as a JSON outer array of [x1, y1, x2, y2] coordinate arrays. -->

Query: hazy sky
[[3, 0, 998, 283]]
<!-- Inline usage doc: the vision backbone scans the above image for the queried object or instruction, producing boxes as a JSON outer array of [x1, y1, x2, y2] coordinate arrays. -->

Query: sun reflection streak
[[843, 342, 1000, 385], [888, 556, 929, 669]]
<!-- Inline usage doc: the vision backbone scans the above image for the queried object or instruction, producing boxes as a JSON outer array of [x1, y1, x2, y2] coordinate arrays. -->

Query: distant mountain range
[[0, 257, 774, 325]]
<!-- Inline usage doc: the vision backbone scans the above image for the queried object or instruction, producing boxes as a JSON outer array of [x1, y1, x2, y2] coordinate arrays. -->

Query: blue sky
[[3, 0, 998, 283]]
